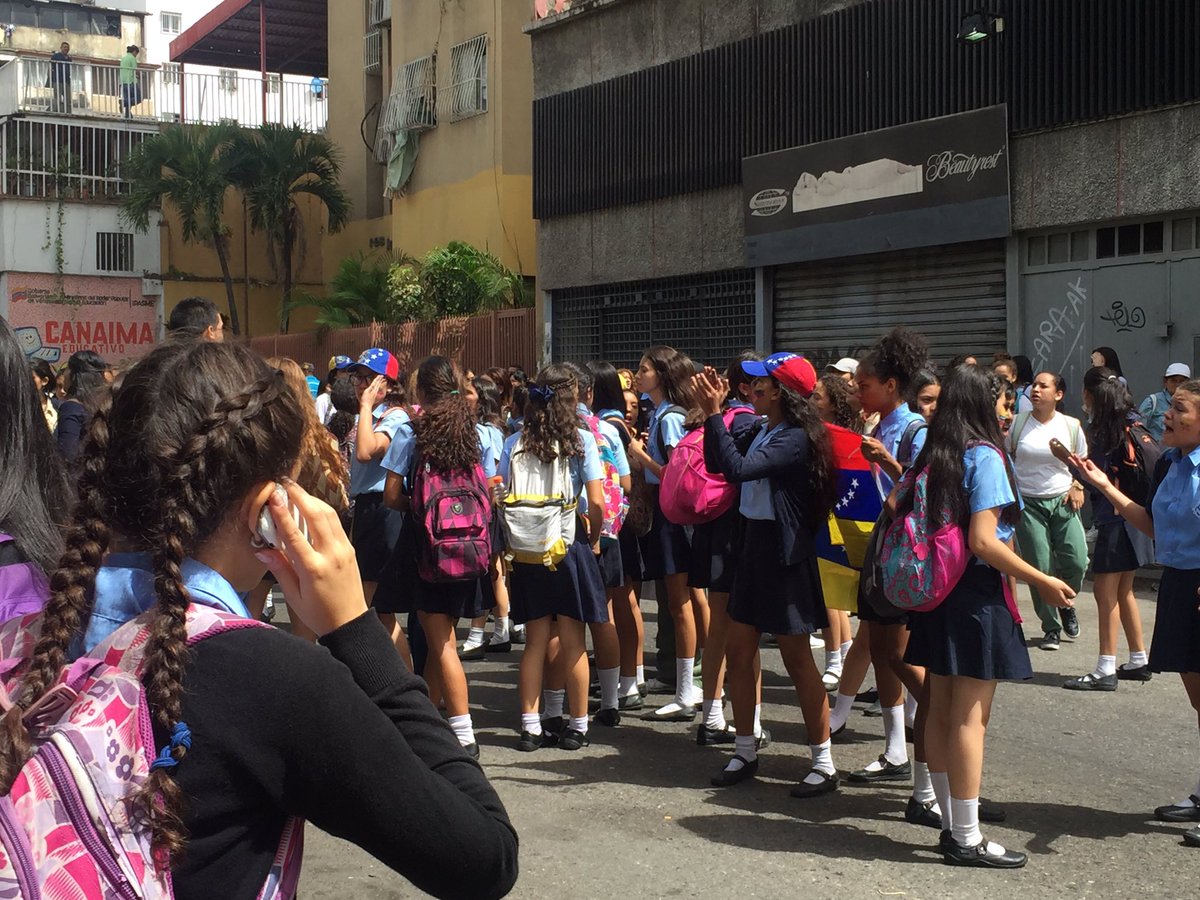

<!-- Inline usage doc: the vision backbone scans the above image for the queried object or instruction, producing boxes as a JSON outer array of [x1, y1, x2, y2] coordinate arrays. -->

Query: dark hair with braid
[[412, 356, 479, 472], [520, 364, 584, 463], [0, 340, 303, 860]]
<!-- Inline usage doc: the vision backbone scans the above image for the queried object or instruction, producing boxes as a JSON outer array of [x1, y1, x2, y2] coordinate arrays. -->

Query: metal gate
[[551, 270, 756, 369], [773, 241, 1007, 370]]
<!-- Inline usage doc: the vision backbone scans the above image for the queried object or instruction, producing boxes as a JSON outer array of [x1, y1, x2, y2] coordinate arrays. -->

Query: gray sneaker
[[1041, 632, 1061, 651]]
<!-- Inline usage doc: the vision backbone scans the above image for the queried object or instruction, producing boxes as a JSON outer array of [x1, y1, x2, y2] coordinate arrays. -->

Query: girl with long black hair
[[56, 349, 111, 463], [695, 353, 840, 797], [1063, 367, 1150, 690], [29, 357, 59, 432]]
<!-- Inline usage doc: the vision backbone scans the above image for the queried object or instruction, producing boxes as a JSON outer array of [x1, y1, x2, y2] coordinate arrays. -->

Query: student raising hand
[[692, 367, 727, 418]]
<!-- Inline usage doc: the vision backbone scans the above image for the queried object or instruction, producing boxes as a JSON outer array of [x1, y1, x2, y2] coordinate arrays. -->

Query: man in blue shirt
[[1139, 363, 1191, 442], [302, 362, 321, 400]]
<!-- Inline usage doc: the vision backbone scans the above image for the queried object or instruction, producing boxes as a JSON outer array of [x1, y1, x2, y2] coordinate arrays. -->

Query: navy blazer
[[702, 413, 818, 566]]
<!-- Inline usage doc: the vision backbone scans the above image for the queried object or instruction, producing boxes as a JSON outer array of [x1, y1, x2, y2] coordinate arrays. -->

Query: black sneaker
[[696, 723, 737, 746], [1118, 664, 1153, 682], [1063, 672, 1117, 692], [559, 728, 590, 751], [847, 755, 912, 783], [1040, 632, 1061, 651], [1061, 607, 1080, 639], [595, 707, 621, 727], [942, 837, 1027, 869]]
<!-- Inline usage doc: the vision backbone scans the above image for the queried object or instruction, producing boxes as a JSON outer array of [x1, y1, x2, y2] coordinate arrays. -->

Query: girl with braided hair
[[0, 340, 517, 899]]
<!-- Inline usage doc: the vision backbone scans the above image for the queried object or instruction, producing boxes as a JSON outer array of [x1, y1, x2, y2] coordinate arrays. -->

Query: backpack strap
[[603, 413, 632, 449], [654, 405, 687, 461], [896, 419, 927, 469], [1008, 411, 1033, 455]]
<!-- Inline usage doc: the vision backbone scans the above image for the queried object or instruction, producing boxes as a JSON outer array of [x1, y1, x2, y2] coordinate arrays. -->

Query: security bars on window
[[448, 35, 488, 122]]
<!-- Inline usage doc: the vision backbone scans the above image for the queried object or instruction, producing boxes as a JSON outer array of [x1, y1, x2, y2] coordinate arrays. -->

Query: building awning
[[169, 0, 328, 77]]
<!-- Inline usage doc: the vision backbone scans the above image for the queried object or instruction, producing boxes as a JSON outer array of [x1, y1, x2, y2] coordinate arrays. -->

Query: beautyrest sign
[[742, 105, 1010, 266]]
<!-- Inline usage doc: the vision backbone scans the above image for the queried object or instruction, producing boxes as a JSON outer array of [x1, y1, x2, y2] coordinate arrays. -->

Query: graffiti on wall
[[7, 273, 158, 364], [1031, 276, 1088, 376], [1098, 301, 1146, 333]]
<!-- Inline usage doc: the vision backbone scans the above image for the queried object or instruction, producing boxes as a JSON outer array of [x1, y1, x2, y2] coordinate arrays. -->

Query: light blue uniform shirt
[[381, 421, 498, 481], [646, 400, 685, 485], [348, 405, 409, 497], [1138, 390, 1171, 443], [500, 428, 602, 500], [738, 421, 783, 520], [1150, 445, 1200, 569], [963, 444, 1021, 543], [873, 404, 928, 497], [77, 554, 249, 657]]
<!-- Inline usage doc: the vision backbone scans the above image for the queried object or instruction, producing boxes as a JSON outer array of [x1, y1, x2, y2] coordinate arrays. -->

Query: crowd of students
[[0, 296, 1198, 892]]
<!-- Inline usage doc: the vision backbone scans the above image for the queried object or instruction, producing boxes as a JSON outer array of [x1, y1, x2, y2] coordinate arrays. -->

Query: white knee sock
[[542, 689, 565, 720], [829, 691, 855, 733], [724, 734, 758, 771], [824, 648, 844, 674], [675, 657, 696, 705], [931, 771, 952, 827], [904, 692, 918, 729], [912, 760, 937, 806], [950, 797, 983, 847], [753, 703, 763, 738], [882, 704, 908, 765], [493, 616, 510, 643], [448, 714, 475, 747], [521, 712, 542, 735], [805, 738, 835, 782], [619, 674, 638, 697], [702, 698, 727, 730], [598, 667, 620, 710], [1092, 655, 1117, 678], [570, 715, 588, 735]]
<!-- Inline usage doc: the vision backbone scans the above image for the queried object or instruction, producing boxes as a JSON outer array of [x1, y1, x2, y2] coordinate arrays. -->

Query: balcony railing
[[1, 117, 153, 202], [0, 57, 329, 133]]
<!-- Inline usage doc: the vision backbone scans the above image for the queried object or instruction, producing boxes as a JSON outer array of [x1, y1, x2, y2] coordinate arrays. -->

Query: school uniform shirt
[[873, 404, 928, 496], [499, 428, 603, 500], [380, 421, 499, 483], [1147, 445, 1200, 569], [645, 400, 685, 485], [963, 444, 1021, 542], [480, 423, 506, 475], [348, 406, 410, 497], [1009, 411, 1088, 498], [1138, 389, 1172, 442]]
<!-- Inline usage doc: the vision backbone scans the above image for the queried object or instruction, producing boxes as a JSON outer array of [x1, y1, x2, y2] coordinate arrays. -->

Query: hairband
[[1106, 374, 1118, 383], [528, 384, 555, 403], [450, 389, 460, 396]]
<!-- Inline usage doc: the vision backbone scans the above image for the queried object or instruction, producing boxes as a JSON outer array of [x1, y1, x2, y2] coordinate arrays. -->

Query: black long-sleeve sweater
[[159, 611, 518, 900]]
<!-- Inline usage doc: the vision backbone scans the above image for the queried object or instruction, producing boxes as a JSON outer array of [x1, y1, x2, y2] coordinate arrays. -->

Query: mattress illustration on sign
[[792, 158, 924, 213]]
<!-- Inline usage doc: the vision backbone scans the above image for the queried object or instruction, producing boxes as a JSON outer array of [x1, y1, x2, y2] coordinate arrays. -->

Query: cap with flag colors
[[354, 348, 400, 381], [741, 352, 818, 397], [328, 355, 354, 372]]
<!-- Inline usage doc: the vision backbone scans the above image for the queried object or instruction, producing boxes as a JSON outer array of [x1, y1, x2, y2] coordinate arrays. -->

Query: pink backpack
[[659, 409, 749, 526], [411, 458, 493, 582], [0, 605, 303, 899]]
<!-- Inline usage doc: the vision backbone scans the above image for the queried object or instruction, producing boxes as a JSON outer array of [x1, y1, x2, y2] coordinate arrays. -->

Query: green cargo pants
[[1014, 493, 1088, 637]]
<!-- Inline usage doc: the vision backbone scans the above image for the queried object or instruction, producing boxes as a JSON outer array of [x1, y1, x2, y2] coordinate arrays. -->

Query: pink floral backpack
[[0, 605, 304, 899], [579, 414, 629, 547]]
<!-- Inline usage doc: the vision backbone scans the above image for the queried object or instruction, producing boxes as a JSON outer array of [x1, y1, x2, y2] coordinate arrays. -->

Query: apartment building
[[326, 0, 536, 289]]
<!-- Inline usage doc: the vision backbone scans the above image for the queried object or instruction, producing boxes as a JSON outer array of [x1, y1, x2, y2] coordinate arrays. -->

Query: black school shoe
[[696, 723, 737, 746], [517, 731, 543, 752], [790, 770, 839, 799], [905, 798, 942, 828], [462, 743, 480, 760], [1062, 672, 1117, 692], [711, 755, 758, 787], [942, 838, 1027, 869], [617, 693, 644, 711], [1118, 664, 1153, 682], [1184, 826, 1200, 848], [1155, 796, 1200, 822], [847, 755, 912, 783], [595, 708, 621, 727], [559, 728, 590, 751], [539, 716, 564, 748]]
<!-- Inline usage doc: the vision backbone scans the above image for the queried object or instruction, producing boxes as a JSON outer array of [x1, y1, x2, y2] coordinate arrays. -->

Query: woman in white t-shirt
[[1009, 371, 1089, 650]]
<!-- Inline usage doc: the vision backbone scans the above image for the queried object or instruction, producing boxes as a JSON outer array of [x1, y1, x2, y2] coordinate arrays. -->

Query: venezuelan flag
[[815, 424, 885, 612]]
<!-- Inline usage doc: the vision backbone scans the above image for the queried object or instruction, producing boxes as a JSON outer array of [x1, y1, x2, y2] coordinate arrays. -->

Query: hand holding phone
[[255, 483, 311, 549]]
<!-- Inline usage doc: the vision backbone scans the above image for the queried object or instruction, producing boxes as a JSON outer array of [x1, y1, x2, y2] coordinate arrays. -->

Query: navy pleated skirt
[[687, 507, 742, 594], [376, 514, 495, 618], [1149, 567, 1200, 674], [905, 560, 1033, 681], [350, 492, 405, 583], [509, 527, 609, 624], [596, 540, 624, 589], [1091, 521, 1139, 574], [727, 519, 828, 636], [638, 489, 692, 579]]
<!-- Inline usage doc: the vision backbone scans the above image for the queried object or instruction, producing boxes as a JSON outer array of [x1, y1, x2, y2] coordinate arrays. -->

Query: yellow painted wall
[[6, 17, 143, 60], [322, 214, 395, 284]]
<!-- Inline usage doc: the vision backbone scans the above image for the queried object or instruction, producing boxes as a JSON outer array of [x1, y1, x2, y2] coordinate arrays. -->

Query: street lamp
[[958, 11, 1005, 44]]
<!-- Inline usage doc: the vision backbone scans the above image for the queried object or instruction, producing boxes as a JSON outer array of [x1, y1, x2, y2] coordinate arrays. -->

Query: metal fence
[[246, 308, 538, 376]]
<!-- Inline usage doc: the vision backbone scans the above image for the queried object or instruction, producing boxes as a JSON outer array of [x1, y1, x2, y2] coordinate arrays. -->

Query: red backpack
[[659, 408, 752, 526], [410, 457, 493, 582]]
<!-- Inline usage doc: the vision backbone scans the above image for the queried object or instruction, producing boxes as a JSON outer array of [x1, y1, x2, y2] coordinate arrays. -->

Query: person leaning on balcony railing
[[47, 42, 72, 114], [120, 44, 141, 119]]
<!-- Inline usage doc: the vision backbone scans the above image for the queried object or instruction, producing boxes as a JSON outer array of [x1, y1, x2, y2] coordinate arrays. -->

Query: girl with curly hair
[[694, 353, 840, 796], [502, 364, 607, 752], [0, 340, 517, 897], [381, 356, 497, 757]]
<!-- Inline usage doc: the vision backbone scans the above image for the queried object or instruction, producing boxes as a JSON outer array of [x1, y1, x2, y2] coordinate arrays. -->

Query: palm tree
[[287, 253, 406, 329], [121, 124, 243, 335], [232, 124, 351, 332]]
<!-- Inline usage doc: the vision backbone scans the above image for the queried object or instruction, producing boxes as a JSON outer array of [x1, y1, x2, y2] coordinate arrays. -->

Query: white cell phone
[[255, 484, 311, 548]]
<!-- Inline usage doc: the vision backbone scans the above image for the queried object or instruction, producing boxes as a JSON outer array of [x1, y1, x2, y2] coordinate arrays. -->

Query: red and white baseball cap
[[742, 352, 818, 397]]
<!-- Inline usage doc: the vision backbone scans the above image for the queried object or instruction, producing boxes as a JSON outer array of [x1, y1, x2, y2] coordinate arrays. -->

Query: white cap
[[829, 357, 859, 375], [1165, 363, 1192, 378]]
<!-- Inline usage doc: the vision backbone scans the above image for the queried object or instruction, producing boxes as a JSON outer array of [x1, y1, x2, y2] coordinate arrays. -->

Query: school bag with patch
[[659, 409, 750, 526], [0, 605, 304, 899], [410, 456, 493, 582], [580, 414, 629, 546], [500, 438, 577, 569], [878, 459, 976, 613], [1117, 421, 1163, 505]]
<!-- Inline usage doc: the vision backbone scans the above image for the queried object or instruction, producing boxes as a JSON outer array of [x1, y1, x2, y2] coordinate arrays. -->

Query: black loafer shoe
[[942, 838, 1027, 869], [905, 797, 942, 829], [517, 731, 542, 752], [938, 830, 954, 852], [595, 708, 621, 727], [559, 728, 590, 751], [1184, 826, 1200, 848], [711, 755, 758, 787], [696, 723, 737, 746], [1156, 796, 1200, 822], [1118, 664, 1153, 682], [790, 770, 839, 799], [486, 639, 512, 653], [1063, 672, 1118, 692], [458, 644, 487, 661], [462, 743, 480, 760], [856, 688, 879, 703], [540, 716, 564, 747], [848, 755, 912, 783], [617, 693, 644, 711]]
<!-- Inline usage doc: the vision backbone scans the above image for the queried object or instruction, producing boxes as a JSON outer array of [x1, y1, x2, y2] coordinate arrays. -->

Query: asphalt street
[[295, 583, 1199, 899]]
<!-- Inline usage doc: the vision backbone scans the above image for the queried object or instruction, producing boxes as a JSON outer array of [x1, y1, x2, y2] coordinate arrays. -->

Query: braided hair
[[0, 341, 303, 860]]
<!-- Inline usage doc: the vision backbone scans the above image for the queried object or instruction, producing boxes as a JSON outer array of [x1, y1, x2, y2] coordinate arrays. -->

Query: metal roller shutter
[[773, 240, 1007, 370]]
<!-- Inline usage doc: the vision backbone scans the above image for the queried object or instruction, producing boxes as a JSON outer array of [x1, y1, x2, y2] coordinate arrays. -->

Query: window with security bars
[[552, 271, 756, 369], [96, 233, 134, 272], [449, 35, 488, 121], [400, 55, 437, 130], [161, 12, 182, 35], [219, 69, 238, 93]]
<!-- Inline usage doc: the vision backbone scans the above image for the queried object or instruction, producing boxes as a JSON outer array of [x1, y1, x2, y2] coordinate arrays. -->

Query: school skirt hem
[[509, 531, 609, 625], [597, 540, 624, 589], [904, 561, 1033, 682], [375, 515, 495, 618], [618, 525, 643, 584], [638, 491, 692, 580], [1091, 521, 1139, 575], [687, 508, 742, 594], [350, 492, 404, 584], [727, 520, 828, 636], [1149, 567, 1200, 674]]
